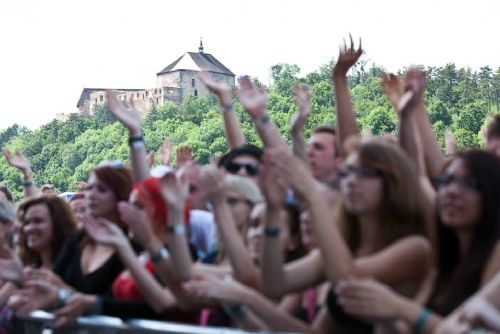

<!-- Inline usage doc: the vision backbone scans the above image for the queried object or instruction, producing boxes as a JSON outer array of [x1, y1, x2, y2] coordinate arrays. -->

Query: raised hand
[[176, 146, 193, 169], [236, 76, 268, 119], [82, 215, 128, 249], [398, 68, 427, 112], [105, 90, 142, 136], [259, 157, 286, 208], [146, 151, 155, 168], [265, 147, 316, 200], [3, 148, 32, 174], [333, 34, 363, 77], [158, 137, 173, 166], [199, 165, 226, 204], [117, 201, 157, 250], [380, 73, 404, 111], [291, 84, 312, 129], [199, 71, 232, 105], [159, 172, 188, 212]]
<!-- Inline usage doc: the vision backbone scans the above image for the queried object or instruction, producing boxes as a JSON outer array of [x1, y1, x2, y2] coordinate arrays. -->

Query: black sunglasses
[[338, 166, 380, 179], [225, 162, 260, 176], [436, 174, 480, 191]]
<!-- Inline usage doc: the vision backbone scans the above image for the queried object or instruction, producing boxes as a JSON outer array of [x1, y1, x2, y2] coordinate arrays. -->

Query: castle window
[[100, 95, 103, 102], [192, 79, 195, 87], [194, 89, 198, 97], [156, 98, 159, 104], [154, 89, 157, 94], [146, 91, 149, 97], [137, 93, 139, 98], [159, 89, 162, 94]]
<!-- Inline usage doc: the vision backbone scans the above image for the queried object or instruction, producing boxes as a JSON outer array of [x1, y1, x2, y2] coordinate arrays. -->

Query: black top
[[53, 229, 124, 295], [326, 289, 373, 333]]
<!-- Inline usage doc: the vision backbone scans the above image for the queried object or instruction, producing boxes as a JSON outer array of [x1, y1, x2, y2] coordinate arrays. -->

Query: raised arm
[[159, 173, 192, 282], [332, 35, 363, 155], [401, 69, 445, 180], [199, 166, 260, 289], [82, 215, 177, 313], [3, 148, 35, 198], [199, 71, 245, 149], [380, 73, 438, 249], [158, 136, 173, 166], [267, 148, 431, 286], [106, 90, 149, 182], [260, 154, 324, 298], [290, 84, 313, 162], [236, 76, 287, 149]]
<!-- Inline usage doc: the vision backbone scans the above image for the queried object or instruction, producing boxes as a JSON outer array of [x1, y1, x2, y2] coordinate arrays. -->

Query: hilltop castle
[[75, 41, 235, 117]]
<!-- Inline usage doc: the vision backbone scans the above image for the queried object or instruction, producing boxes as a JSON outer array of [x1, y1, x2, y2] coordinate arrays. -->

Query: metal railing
[[18, 310, 287, 334]]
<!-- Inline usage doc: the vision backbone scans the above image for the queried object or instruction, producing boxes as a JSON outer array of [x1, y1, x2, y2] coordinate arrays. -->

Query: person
[[290, 83, 339, 183], [218, 144, 263, 181], [0, 196, 77, 332], [257, 138, 432, 333], [40, 184, 55, 195], [67, 193, 86, 226], [2, 149, 35, 198], [335, 150, 500, 333], [0, 187, 13, 204], [9, 163, 134, 326], [306, 126, 339, 183], [484, 114, 500, 157], [18, 196, 77, 270]]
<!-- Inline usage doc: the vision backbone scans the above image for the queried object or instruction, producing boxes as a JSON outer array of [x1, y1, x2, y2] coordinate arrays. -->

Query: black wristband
[[221, 103, 234, 113], [264, 226, 281, 238], [128, 135, 144, 145], [128, 136, 145, 149], [254, 114, 270, 126], [22, 180, 34, 187]]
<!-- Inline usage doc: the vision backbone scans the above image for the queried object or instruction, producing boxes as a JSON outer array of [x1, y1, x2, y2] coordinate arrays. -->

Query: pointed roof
[[157, 52, 235, 76]]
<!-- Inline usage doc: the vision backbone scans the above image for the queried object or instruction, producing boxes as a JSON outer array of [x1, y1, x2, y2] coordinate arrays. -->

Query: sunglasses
[[98, 159, 126, 170], [436, 174, 480, 191], [338, 166, 380, 179], [225, 162, 260, 176]]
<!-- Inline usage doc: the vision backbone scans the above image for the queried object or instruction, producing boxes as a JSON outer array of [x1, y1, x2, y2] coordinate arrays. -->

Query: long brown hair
[[90, 165, 133, 230], [18, 195, 77, 267], [338, 139, 427, 252]]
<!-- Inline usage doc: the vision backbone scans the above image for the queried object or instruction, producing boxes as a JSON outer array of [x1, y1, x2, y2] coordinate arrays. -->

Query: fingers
[[105, 90, 121, 113], [349, 33, 354, 51]]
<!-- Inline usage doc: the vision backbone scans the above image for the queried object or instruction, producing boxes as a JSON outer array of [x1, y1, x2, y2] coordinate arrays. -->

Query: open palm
[[82, 215, 127, 248], [105, 90, 142, 135], [236, 76, 267, 118], [3, 149, 31, 172]]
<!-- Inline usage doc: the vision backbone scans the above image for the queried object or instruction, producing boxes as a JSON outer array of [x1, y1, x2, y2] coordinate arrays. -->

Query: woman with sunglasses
[[335, 150, 500, 333]]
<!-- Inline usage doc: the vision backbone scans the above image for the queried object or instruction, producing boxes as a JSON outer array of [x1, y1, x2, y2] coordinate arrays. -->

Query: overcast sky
[[1, 0, 499, 130]]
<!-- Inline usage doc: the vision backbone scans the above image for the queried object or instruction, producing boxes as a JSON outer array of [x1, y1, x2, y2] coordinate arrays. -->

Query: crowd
[[0, 35, 499, 334]]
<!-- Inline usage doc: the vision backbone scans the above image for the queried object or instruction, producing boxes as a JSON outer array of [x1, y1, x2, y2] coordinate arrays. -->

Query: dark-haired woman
[[336, 150, 500, 333]]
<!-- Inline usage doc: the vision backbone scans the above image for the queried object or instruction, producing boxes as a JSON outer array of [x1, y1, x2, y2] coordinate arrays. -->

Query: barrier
[[17, 310, 290, 334]]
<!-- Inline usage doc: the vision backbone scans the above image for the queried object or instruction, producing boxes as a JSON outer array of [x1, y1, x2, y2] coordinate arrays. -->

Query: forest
[[1, 61, 499, 200]]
